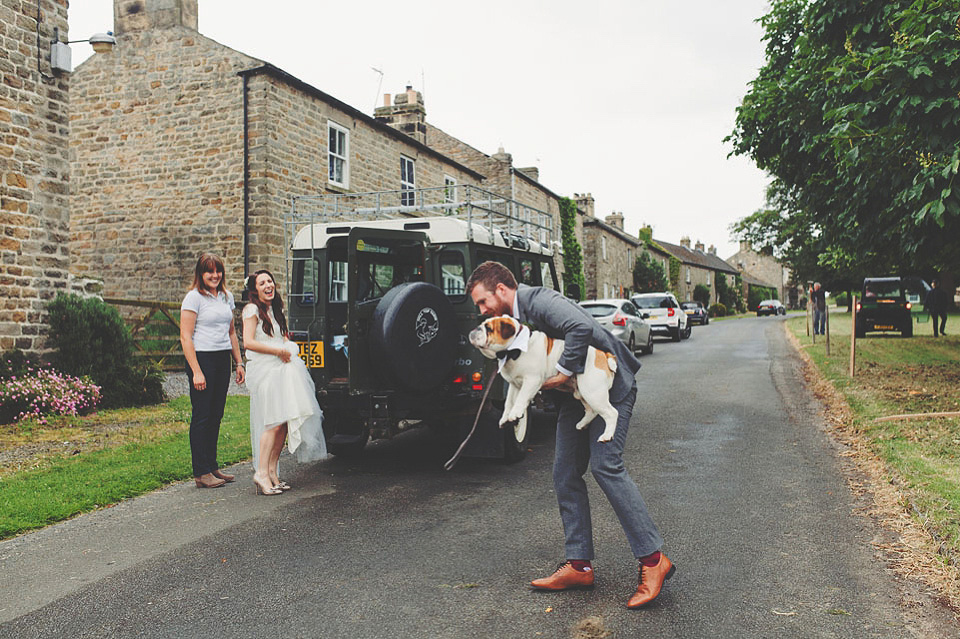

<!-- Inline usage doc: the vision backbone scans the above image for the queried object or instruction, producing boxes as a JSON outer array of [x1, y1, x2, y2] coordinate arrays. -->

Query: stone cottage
[[727, 241, 799, 308], [656, 237, 740, 304], [579, 195, 641, 299], [70, 0, 582, 302]]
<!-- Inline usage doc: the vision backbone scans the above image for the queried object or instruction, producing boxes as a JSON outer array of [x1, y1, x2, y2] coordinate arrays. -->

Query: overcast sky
[[69, 0, 771, 259]]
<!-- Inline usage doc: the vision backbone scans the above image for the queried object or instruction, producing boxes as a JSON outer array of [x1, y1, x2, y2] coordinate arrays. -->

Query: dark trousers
[[187, 350, 231, 476], [933, 311, 947, 336]]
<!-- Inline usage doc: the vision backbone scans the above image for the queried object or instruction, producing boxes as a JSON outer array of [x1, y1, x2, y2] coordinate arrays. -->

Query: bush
[[0, 350, 39, 381], [833, 291, 849, 307], [709, 303, 727, 317], [693, 284, 710, 306], [0, 363, 101, 424], [46, 294, 165, 409]]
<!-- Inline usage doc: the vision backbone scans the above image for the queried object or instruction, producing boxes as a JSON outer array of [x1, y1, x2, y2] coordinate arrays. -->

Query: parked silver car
[[580, 298, 654, 355]]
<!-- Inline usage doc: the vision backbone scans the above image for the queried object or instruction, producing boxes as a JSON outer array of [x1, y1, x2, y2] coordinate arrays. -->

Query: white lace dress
[[243, 304, 327, 470]]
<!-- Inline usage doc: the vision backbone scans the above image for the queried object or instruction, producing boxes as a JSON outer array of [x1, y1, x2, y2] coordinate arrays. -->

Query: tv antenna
[[371, 66, 384, 111]]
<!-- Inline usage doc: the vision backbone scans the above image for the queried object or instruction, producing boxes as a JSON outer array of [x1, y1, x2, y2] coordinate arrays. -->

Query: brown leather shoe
[[194, 473, 226, 488], [212, 469, 235, 482], [531, 562, 595, 591], [626, 554, 675, 609]]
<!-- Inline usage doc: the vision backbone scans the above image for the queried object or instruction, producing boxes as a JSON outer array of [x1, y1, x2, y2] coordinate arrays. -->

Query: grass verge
[[787, 310, 960, 607], [0, 396, 250, 540]]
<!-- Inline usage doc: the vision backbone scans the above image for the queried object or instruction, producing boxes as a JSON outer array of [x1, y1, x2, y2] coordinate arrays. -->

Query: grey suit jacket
[[516, 284, 641, 403]]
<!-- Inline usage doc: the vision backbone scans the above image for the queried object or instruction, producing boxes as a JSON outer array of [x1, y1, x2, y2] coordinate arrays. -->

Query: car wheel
[[643, 333, 654, 355], [627, 333, 636, 354], [671, 326, 681, 342], [370, 282, 458, 392], [323, 408, 370, 457], [855, 322, 866, 338], [683, 323, 692, 339], [703, 315, 709, 325], [902, 321, 913, 338]]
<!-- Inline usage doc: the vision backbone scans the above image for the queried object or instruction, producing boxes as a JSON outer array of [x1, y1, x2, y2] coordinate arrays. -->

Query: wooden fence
[[105, 298, 184, 372]]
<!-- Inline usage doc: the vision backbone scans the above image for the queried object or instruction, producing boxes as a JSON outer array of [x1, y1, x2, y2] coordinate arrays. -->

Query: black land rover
[[855, 276, 929, 338], [284, 186, 560, 461]]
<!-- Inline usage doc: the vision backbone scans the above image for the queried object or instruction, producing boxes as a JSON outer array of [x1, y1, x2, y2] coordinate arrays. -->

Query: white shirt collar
[[512, 291, 519, 319], [499, 323, 530, 372]]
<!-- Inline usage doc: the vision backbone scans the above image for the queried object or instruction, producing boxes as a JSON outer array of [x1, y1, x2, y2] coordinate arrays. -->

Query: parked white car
[[630, 292, 690, 342], [580, 298, 654, 355]]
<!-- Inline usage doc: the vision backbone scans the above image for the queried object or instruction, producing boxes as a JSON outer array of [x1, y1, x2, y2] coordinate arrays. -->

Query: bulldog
[[469, 316, 620, 442]]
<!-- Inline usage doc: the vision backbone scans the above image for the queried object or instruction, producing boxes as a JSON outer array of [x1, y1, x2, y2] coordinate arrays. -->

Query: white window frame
[[601, 236, 607, 261], [327, 121, 350, 189], [443, 175, 457, 203], [685, 267, 691, 284], [400, 155, 416, 206]]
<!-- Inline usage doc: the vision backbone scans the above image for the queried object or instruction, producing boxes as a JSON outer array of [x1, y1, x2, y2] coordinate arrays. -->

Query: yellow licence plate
[[874, 325, 894, 331], [296, 341, 325, 368]]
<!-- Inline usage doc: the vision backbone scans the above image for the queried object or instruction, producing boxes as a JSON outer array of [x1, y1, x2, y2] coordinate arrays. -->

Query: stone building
[[70, 1, 513, 302], [1, 0, 71, 352], [580, 196, 640, 299], [726, 241, 799, 307], [656, 237, 740, 304]]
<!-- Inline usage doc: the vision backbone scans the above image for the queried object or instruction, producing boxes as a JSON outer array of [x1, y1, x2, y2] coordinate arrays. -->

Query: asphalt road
[[2, 315, 957, 638]]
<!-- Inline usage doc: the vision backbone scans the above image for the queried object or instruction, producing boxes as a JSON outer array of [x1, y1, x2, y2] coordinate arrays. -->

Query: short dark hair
[[466, 261, 517, 295]]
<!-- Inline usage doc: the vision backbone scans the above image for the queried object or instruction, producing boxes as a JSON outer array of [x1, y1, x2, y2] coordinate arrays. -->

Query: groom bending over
[[466, 261, 674, 609]]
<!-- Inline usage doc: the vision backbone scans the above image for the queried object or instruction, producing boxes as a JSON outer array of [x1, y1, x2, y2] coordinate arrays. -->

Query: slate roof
[[655, 239, 739, 275]]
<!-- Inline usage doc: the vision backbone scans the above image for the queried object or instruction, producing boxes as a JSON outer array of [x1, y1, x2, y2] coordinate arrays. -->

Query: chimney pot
[[383, 93, 391, 106]]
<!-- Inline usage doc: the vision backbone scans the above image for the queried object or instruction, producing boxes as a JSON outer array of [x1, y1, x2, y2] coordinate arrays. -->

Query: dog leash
[[444, 368, 499, 471]]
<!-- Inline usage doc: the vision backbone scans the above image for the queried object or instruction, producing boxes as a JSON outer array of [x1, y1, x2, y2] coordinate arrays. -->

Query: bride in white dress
[[242, 270, 327, 495]]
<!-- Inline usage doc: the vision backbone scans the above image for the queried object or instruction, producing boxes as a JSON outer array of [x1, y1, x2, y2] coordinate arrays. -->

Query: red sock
[[569, 559, 593, 572], [639, 551, 661, 568]]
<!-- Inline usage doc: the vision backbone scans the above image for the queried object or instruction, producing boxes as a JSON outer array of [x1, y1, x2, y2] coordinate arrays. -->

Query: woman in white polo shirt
[[180, 252, 245, 488]]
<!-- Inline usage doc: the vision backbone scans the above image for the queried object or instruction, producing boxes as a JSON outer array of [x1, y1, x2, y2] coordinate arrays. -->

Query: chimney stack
[[115, 0, 198, 35], [695, 240, 704, 252], [708, 245, 716, 256], [605, 212, 624, 230], [574, 193, 595, 218], [680, 236, 691, 249], [374, 85, 427, 143]]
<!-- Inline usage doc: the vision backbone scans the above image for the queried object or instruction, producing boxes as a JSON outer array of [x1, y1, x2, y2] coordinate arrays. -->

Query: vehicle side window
[[520, 259, 538, 285], [660, 297, 672, 309], [476, 250, 516, 281], [623, 302, 639, 317], [294, 256, 319, 306], [440, 250, 466, 297], [540, 261, 556, 290]]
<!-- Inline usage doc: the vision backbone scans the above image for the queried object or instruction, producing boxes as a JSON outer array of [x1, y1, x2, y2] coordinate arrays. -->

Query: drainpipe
[[242, 73, 250, 283]]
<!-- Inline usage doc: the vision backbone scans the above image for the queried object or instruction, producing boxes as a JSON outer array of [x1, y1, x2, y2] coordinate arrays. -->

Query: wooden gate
[[105, 298, 184, 372]]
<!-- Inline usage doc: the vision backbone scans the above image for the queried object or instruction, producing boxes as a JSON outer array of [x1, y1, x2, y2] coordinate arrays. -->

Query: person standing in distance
[[810, 282, 826, 335], [925, 278, 948, 337], [180, 252, 245, 488], [466, 261, 674, 609]]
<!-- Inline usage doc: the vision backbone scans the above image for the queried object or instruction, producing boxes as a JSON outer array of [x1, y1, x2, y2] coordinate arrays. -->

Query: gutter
[[242, 72, 250, 281]]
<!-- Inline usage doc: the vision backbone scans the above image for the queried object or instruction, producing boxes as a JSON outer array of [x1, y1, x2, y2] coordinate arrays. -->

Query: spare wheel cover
[[371, 282, 457, 391]]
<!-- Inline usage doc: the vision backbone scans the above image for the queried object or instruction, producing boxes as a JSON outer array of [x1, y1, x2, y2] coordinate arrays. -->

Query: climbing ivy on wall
[[559, 197, 585, 300], [668, 257, 681, 294]]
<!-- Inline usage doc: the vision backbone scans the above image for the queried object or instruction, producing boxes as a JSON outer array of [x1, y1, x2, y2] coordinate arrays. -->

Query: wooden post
[[825, 300, 830, 356], [806, 283, 811, 337], [849, 295, 857, 377]]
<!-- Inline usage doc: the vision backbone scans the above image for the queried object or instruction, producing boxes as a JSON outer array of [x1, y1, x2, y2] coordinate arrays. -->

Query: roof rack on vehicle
[[285, 184, 554, 254]]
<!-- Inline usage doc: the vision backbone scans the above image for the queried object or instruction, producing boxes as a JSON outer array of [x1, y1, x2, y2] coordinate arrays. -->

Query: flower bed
[[0, 366, 101, 425]]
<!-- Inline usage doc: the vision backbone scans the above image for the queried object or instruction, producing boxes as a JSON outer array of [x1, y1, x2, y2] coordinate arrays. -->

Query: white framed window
[[329, 261, 347, 302], [400, 155, 415, 206], [444, 175, 457, 204], [603, 282, 609, 298], [685, 267, 691, 284], [602, 236, 607, 261], [328, 122, 349, 188]]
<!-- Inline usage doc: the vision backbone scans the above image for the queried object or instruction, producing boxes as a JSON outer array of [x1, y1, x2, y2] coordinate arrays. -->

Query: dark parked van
[[856, 276, 929, 338], [284, 186, 559, 461]]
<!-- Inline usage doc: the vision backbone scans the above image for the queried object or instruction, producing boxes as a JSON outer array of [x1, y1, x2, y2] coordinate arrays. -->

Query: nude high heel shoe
[[253, 473, 282, 496]]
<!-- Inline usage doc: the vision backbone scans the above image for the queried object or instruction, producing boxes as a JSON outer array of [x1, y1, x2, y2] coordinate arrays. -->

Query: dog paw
[[597, 432, 614, 443]]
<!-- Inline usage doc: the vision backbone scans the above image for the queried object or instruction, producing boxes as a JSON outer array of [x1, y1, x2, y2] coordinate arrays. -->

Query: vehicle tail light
[[856, 302, 862, 311], [472, 383, 483, 391], [472, 372, 483, 382], [667, 308, 675, 317], [452, 376, 464, 384], [906, 302, 912, 310], [612, 312, 627, 326]]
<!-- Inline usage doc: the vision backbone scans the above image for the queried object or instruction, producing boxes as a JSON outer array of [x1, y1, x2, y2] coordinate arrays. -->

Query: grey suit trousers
[[553, 384, 663, 560]]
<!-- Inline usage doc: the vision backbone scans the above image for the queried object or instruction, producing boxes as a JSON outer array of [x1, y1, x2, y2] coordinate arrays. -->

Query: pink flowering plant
[[0, 363, 101, 425]]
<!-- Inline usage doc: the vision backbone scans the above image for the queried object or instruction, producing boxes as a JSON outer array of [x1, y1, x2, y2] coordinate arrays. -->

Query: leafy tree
[[728, 0, 960, 279], [559, 197, 585, 300], [633, 251, 668, 292], [693, 284, 711, 306]]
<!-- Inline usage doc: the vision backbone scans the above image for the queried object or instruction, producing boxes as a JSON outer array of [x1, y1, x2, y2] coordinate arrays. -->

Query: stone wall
[[583, 218, 639, 300], [243, 69, 487, 282], [71, 27, 260, 301], [0, 0, 71, 352]]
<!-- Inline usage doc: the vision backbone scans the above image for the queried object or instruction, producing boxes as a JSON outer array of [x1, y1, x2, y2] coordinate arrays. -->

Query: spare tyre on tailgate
[[370, 282, 458, 392]]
